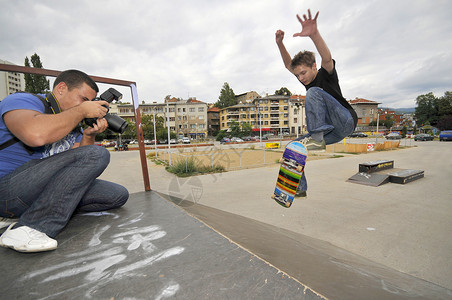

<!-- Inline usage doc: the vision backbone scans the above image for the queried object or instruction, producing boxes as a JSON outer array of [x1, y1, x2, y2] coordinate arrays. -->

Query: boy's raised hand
[[293, 9, 319, 38]]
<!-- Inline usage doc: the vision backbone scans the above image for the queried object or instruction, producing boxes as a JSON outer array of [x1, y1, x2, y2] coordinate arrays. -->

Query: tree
[[401, 126, 408, 138], [24, 53, 50, 94], [157, 127, 176, 140], [415, 92, 437, 126], [241, 122, 252, 136], [215, 82, 236, 109], [141, 114, 164, 139], [275, 87, 292, 96], [229, 120, 241, 137], [414, 91, 452, 127], [437, 115, 452, 130], [216, 130, 228, 141]]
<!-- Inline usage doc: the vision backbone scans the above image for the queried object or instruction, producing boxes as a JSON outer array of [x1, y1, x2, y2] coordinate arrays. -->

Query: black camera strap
[[0, 92, 79, 154]]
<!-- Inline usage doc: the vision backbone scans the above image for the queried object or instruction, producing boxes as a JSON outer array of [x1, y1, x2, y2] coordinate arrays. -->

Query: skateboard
[[272, 141, 307, 207]]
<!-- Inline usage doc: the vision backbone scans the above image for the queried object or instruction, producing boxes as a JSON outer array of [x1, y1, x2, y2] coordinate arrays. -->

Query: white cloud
[[1, 0, 451, 108]]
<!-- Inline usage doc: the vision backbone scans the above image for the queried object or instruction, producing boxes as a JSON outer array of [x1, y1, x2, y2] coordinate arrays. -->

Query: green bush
[[166, 157, 225, 177]]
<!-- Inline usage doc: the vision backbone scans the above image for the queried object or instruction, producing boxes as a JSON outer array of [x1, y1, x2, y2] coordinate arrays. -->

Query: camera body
[[84, 88, 128, 134]]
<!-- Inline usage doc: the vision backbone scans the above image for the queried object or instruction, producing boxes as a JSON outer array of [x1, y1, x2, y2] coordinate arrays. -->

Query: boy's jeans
[[297, 87, 355, 192], [0, 145, 129, 237]]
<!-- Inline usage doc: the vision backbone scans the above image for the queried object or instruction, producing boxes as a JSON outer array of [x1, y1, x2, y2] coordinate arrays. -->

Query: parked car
[[385, 133, 402, 140], [242, 136, 253, 141], [349, 132, 368, 138], [231, 137, 244, 142], [145, 139, 159, 145], [101, 140, 116, 147], [414, 133, 434, 141], [182, 137, 191, 144], [129, 140, 138, 144], [439, 130, 452, 141], [220, 137, 231, 144]]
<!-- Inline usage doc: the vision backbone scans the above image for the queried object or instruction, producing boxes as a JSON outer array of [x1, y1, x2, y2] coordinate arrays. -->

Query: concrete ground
[[100, 140, 452, 292]]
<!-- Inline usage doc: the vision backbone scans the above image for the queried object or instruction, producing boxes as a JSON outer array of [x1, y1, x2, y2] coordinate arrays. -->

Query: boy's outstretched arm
[[293, 9, 334, 74], [275, 29, 295, 74]]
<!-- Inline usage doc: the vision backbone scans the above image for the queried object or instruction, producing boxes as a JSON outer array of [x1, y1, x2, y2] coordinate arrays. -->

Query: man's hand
[[78, 100, 109, 119], [84, 118, 108, 137], [275, 30, 285, 45], [293, 9, 319, 38]]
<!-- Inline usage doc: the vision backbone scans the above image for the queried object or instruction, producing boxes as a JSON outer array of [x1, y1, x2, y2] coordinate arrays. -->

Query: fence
[[151, 139, 405, 171], [154, 147, 284, 171]]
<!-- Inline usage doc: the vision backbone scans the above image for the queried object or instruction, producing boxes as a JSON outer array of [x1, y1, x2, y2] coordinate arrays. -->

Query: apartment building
[[219, 95, 305, 135], [173, 98, 207, 139], [0, 59, 25, 99], [207, 106, 220, 136], [114, 97, 208, 139]]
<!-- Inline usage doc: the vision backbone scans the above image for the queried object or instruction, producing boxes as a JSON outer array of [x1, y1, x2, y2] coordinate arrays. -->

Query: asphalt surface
[[100, 139, 452, 296]]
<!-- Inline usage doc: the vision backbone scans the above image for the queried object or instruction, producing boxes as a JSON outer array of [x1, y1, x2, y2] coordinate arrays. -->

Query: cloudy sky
[[1, 0, 451, 108]]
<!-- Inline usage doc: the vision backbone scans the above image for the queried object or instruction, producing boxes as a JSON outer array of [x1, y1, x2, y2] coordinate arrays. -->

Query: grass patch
[[165, 157, 225, 177]]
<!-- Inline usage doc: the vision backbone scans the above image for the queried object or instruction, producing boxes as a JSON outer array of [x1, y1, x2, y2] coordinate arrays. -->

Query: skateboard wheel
[[279, 158, 284, 163], [271, 194, 276, 199], [285, 202, 291, 207], [297, 166, 303, 172]]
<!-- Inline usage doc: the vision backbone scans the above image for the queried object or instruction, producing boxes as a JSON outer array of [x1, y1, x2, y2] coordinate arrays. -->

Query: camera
[[84, 88, 128, 134]]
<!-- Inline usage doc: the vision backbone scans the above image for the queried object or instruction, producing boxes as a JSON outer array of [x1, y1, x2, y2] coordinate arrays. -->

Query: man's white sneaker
[[0, 223, 57, 252], [0, 217, 17, 230]]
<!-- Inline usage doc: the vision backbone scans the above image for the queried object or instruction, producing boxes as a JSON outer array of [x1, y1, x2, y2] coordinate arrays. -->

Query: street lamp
[[166, 101, 171, 166], [376, 111, 379, 145], [153, 107, 157, 157]]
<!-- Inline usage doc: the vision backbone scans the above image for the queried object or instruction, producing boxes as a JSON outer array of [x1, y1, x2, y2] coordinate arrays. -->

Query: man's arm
[[275, 30, 295, 74], [3, 100, 108, 147], [293, 9, 334, 74]]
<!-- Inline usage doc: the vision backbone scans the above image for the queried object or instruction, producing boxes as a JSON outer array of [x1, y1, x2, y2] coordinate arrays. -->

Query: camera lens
[[105, 114, 128, 134]]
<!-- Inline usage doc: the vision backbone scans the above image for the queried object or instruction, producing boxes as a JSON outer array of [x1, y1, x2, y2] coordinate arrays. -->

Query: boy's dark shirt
[[299, 60, 358, 128]]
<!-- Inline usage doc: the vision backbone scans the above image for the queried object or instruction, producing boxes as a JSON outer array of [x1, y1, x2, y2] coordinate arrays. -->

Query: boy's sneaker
[[0, 223, 57, 252], [0, 217, 17, 230], [302, 137, 326, 151], [295, 190, 307, 197]]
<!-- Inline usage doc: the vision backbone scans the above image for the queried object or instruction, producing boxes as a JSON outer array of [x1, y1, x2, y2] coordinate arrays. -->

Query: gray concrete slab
[[99, 141, 452, 295], [0, 191, 321, 300]]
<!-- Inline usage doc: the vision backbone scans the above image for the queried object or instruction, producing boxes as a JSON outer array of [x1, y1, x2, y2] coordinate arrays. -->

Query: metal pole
[[301, 101, 304, 135], [279, 109, 282, 146], [153, 108, 157, 157], [376, 111, 380, 145], [258, 104, 262, 148], [166, 101, 171, 166]]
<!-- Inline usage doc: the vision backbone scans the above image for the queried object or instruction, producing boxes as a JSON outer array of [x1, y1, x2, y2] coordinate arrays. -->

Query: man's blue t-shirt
[[0, 93, 82, 178]]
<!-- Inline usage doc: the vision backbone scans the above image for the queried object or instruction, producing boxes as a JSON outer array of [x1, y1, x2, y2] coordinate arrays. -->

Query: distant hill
[[381, 107, 416, 114], [395, 107, 415, 114]]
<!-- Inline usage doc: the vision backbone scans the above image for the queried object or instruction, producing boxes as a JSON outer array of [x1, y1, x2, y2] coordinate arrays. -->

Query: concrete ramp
[[0, 191, 323, 300]]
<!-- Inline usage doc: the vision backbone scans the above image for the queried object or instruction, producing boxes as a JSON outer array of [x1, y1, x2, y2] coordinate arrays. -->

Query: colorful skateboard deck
[[272, 141, 307, 208]]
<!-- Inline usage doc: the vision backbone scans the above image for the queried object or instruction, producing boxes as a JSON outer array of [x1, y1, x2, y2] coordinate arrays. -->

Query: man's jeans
[[0, 145, 129, 237], [297, 87, 355, 192]]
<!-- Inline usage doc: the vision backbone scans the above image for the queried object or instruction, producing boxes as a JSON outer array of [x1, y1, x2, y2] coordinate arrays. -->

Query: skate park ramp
[[0, 191, 322, 300], [2, 191, 450, 299]]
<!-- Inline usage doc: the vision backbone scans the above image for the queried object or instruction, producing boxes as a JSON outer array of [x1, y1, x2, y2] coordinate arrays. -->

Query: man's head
[[53, 70, 99, 111], [291, 51, 318, 85]]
